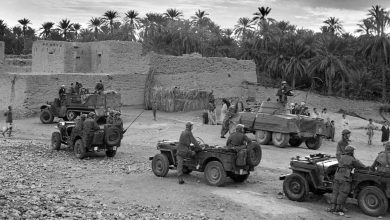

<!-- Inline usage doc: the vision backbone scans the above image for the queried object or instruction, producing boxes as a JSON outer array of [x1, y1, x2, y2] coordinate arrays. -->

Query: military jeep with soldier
[[51, 112, 123, 159], [280, 153, 390, 217]]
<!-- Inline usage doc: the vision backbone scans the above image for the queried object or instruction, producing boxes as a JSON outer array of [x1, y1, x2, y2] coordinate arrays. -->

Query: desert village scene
[[1, 1, 390, 220]]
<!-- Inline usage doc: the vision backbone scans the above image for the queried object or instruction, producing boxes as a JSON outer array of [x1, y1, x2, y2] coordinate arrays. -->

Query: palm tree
[[124, 10, 140, 41], [164, 8, 183, 20], [89, 17, 103, 40], [73, 23, 81, 40], [234, 17, 254, 42], [0, 20, 7, 39], [285, 40, 309, 89], [18, 18, 31, 54], [356, 18, 375, 35], [191, 9, 209, 25], [103, 10, 119, 36], [252, 6, 271, 23], [368, 5, 390, 36], [39, 22, 55, 39], [57, 19, 72, 40], [323, 17, 343, 35]]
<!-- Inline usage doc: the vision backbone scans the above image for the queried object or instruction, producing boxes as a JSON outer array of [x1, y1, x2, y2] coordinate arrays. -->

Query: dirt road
[[1, 107, 387, 219]]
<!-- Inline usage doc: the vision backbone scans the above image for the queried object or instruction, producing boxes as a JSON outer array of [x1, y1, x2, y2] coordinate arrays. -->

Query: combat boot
[[178, 178, 185, 184], [326, 204, 336, 212]]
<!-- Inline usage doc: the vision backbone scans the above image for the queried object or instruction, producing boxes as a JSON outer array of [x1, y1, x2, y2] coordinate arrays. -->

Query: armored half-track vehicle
[[280, 153, 390, 217], [236, 101, 328, 149], [149, 140, 262, 186], [40, 90, 121, 124]]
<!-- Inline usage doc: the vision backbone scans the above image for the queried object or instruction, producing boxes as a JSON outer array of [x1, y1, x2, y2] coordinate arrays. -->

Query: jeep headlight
[[58, 122, 65, 126]]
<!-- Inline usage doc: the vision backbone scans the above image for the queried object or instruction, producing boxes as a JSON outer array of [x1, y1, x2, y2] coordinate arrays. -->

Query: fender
[[40, 104, 51, 110]]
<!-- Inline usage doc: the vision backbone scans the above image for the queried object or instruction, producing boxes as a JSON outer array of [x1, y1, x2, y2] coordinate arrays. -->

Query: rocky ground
[[0, 107, 388, 219]]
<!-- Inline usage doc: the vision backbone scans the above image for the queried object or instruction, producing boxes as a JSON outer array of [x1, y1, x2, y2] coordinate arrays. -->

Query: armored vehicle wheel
[[66, 111, 77, 121], [289, 137, 303, 147], [106, 149, 117, 157], [51, 132, 61, 151], [305, 136, 322, 150], [283, 173, 309, 202], [204, 161, 226, 186], [40, 109, 54, 124], [247, 142, 262, 166], [230, 173, 249, 183], [255, 130, 271, 144], [182, 166, 192, 174], [272, 132, 290, 148], [74, 139, 86, 159], [152, 154, 169, 177], [358, 186, 388, 217]]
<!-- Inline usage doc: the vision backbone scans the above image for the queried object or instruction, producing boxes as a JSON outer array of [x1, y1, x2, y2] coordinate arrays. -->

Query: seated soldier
[[69, 114, 87, 148], [106, 110, 114, 124], [59, 85, 66, 98], [113, 111, 123, 130], [82, 112, 100, 148], [226, 124, 251, 151], [370, 141, 390, 173]]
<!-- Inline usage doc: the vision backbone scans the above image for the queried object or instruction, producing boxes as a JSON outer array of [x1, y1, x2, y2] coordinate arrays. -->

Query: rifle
[[122, 109, 145, 134]]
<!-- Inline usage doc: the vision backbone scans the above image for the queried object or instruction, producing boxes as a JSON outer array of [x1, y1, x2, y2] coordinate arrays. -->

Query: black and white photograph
[[1, 0, 390, 219]]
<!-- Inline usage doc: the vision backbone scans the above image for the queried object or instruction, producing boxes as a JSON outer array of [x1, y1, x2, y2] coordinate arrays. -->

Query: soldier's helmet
[[185, 121, 194, 129], [236, 124, 244, 132], [80, 114, 87, 120], [342, 129, 351, 135], [88, 112, 95, 118], [61, 85, 65, 88], [281, 80, 287, 85], [344, 145, 355, 154], [385, 142, 390, 151]]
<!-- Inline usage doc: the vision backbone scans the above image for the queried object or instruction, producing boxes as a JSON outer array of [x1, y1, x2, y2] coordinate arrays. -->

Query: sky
[[1, 0, 390, 33]]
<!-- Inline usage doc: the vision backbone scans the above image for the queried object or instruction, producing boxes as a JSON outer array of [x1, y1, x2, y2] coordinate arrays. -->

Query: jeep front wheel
[[51, 132, 61, 151], [40, 109, 54, 124], [106, 149, 117, 157], [74, 139, 86, 159], [204, 161, 226, 186], [152, 154, 169, 177], [358, 186, 388, 217], [283, 173, 309, 202]]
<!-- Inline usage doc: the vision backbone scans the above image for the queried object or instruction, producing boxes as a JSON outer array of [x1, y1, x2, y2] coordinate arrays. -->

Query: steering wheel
[[196, 137, 206, 145]]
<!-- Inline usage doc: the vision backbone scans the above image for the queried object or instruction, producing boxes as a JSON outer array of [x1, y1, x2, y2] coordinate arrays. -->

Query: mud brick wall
[[0, 72, 146, 118], [32, 41, 67, 73], [151, 53, 257, 99]]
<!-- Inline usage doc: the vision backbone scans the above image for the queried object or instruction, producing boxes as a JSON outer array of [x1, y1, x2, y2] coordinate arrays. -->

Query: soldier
[[82, 112, 100, 148], [327, 145, 366, 215], [95, 80, 104, 94], [208, 100, 216, 125], [336, 129, 351, 161], [59, 85, 66, 99], [152, 100, 158, 121], [177, 122, 201, 184], [276, 81, 293, 105], [113, 111, 123, 130], [70, 83, 76, 94], [226, 124, 251, 150], [220, 105, 236, 138], [370, 141, 390, 173], [106, 110, 114, 124], [69, 114, 87, 148], [2, 106, 13, 137]]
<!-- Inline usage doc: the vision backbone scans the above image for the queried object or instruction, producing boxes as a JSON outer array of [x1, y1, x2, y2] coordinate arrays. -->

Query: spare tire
[[247, 142, 262, 166], [105, 126, 123, 147]]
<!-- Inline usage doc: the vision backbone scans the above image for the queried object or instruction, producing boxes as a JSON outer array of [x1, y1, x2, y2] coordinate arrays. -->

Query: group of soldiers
[[329, 129, 390, 215], [58, 80, 105, 99], [69, 110, 123, 149]]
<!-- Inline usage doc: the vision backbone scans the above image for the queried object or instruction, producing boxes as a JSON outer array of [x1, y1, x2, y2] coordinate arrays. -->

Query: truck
[[236, 101, 328, 149], [40, 90, 121, 124]]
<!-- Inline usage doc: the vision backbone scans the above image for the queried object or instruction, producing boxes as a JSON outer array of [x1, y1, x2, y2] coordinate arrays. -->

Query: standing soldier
[[2, 106, 13, 137], [59, 85, 66, 99], [220, 106, 236, 138], [276, 81, 293, 105], [95, 80, 104, 94], [82, 112, 100, 148], [327, 145, 366, 215], [69, 114, 87, 148], [152, 100, 158, 121], [208, 100, 216, 125], [336, 129, 351, 161], [177, 122, 201, 184]]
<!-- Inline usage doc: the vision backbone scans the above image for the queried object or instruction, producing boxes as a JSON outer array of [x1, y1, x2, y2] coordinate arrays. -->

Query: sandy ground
[[1, 107, 388, 219]]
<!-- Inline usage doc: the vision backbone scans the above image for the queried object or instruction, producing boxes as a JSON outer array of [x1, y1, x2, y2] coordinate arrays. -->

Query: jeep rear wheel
[[272, 132, 290, 148], [152, 154, 169, 177], [106, 149, 117, 157], [283, 173, 309, 202], [40, 109, 54, 124], [305, 136, 322, 150], [255, 130, 271, 144], [74, 139, 86, 159], [51, 132, 61, 151], [230, 173, 249, 183], [358, 186, 388, 217], [204, 161, 226, 186]]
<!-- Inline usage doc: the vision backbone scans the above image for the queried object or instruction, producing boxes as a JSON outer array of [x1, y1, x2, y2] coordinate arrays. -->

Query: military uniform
[[177, 126, 200, 183], [70, 117, 85, 148], [82, 118, 100, 148], [336, 138, 349, 161], [220, 106, 236, 138], [276, 84, 293, 104], [331, 153, 366, 211], [226, 132, 251, 151], [371, 143, 390, 173]]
